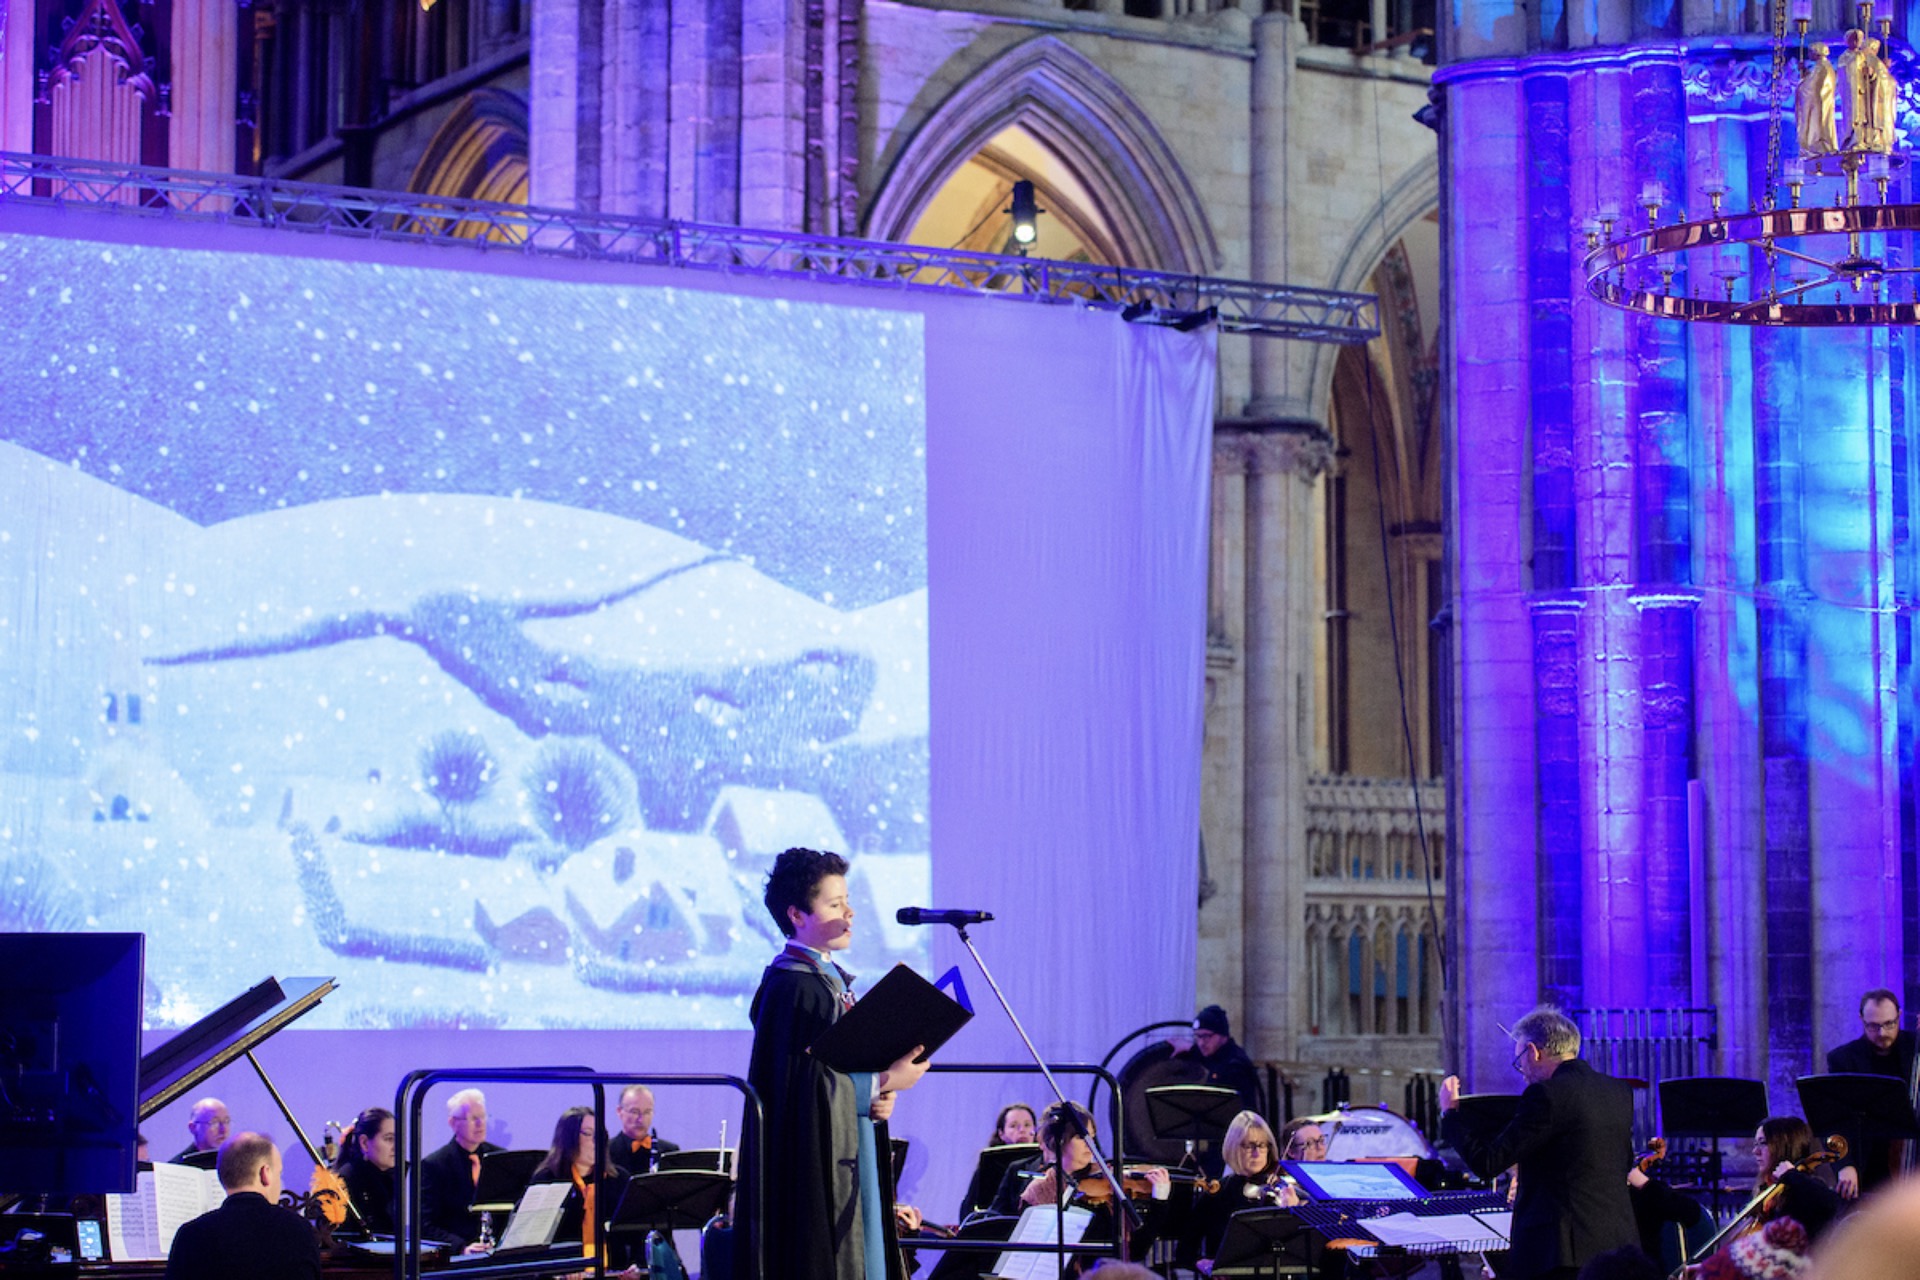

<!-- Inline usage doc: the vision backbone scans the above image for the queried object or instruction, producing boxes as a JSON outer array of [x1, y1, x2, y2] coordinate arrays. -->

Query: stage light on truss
[[1009, 181, 1041, 251]]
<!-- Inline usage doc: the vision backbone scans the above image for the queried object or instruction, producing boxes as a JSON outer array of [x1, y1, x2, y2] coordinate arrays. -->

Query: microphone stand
[[945, 921, 1143, 1272]]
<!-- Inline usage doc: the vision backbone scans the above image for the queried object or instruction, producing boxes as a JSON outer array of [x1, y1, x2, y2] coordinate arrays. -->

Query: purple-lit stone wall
[[1441, 44, 1916, 1101]]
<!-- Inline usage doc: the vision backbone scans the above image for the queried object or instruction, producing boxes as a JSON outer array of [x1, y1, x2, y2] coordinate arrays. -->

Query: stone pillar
[[528, 0, 600, 210], [1198, 434, 1252, 1022], [1247, 12, 1309, 424], [0, 0, 32, 155], [740, 0, 803, 230], [169, 0, 239, 173], [1438, 64, 1537, 1089], [1229, 421, 1332, 1065]]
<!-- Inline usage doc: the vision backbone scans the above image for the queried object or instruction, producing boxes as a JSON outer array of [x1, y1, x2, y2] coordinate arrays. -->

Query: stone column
[[1199, 434, 1252, 1022], [0, 0, 33, 155], [528, 0, 600, 210], [169, 0, 239, 173], [1231, 421, 1332, 1065], [740, 0, 804, 230]]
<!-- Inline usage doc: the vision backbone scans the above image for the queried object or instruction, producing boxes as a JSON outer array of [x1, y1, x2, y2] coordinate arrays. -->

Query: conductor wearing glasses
[[1825, 987, 1918, 1199], [1439, 1007, 1637, 1280]]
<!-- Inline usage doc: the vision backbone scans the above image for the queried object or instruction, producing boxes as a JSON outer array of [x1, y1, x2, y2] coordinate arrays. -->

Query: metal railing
[[0, 151, 1379, 343], [392, 1067, 762, 1280]]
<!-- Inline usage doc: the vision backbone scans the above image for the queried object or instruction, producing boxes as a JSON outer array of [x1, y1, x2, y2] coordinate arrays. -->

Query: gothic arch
[[1304, 157, 1441, 426], [406, 88, 530, 211], [864, 36, 1219, 276]]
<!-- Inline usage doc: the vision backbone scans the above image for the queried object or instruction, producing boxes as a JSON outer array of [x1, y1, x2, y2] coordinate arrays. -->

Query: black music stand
[[470, 1150, 543, 1215], [1659, 1077, 1768, 1218], [607, 1170, 733, 1235], [659, 1147, 734, 1176], [958, 1143, 1038, 1217], [1443, 1094, 1521, 1181], [1147, 1084, 1244, 1172], [1212, 1207, 1324, 1278], [1797, 1073, 1920, 1154]]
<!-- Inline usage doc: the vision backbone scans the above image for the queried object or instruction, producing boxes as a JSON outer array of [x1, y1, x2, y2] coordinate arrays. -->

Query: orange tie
[[470, 1152, 480, 1186]]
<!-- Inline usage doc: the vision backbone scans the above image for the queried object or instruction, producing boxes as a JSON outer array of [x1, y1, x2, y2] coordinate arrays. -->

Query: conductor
[[1439, 1006, 1637, 1280]]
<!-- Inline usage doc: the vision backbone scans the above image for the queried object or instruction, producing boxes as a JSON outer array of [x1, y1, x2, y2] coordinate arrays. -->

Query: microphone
[[895, 907, 994, 926]]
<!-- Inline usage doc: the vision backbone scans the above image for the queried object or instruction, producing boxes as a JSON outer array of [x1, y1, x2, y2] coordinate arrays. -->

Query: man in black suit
[[1440, 1006, 1638, 1280], [609, 1084, 682, 1174], [419, 1087, 504, 1245], [1825, 986, 1918, 1199], [164, 1132, 321, 1280]]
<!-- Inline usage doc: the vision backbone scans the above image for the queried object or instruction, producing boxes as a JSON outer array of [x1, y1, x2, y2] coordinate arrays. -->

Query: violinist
[[988, 1101, 1172, 1268], [1188, 1111, 1297, 1264]]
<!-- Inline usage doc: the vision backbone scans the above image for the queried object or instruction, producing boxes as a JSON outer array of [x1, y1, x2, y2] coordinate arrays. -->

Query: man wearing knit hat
[[1174, 1005, 1262, 1116]]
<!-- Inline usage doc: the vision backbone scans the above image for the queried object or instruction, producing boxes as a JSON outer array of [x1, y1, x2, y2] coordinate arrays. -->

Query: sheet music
[[495, 1181, 573, 1251], [106, 1170, 161, 1261], [152, 1163, 224, 1253], [1473, 1209, 1513, 1243], [989, 1204, 1092, 1280], [102, 1165, 223, 1261], [1361, 1211, 1503, 1250]]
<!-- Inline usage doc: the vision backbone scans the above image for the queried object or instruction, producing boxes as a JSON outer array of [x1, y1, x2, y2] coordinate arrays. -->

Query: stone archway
[[407, 88, 531, 212], [864, 36, 1219, 276]]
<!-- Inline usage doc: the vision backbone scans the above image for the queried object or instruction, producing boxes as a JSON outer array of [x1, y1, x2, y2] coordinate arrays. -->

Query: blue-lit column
[[1442, 65, 1542, 1088]]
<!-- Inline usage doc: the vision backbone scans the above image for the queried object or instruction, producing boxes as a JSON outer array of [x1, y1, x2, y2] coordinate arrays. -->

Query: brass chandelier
[[1582, 0, 1920, 325]]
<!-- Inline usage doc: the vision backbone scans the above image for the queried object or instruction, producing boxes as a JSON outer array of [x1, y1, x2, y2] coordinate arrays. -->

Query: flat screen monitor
[[1280, 1159, 1426, 1202], [0, 933, 144, 1195]]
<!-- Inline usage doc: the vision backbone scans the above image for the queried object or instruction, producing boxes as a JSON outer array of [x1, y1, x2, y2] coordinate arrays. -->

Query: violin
[[1635, 1136, 1667, 1174], [1071, 1165, 1212, 1204]]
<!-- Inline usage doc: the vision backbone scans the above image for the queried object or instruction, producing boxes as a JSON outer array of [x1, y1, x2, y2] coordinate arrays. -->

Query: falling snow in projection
[[0, 234, 930, 1031]]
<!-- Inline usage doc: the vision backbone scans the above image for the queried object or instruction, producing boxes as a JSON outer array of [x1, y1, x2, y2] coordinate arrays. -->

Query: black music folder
[[807, 964, 973, 1073]]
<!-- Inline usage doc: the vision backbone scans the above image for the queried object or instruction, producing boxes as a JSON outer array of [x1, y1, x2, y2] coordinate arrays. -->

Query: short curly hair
[[763, 846, 850, 937]]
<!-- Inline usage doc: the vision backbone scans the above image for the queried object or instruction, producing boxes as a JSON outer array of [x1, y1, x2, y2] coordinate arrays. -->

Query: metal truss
[[0, 152, 1378, 343]]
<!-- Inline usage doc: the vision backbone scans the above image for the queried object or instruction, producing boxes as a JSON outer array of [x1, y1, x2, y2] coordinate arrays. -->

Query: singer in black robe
[[740, 849, 927, 1280]]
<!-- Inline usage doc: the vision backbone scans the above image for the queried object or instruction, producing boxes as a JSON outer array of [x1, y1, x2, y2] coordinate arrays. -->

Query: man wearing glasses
[[1824, 987, 1917, 1199], [1437, 1006, 1636, 1280]]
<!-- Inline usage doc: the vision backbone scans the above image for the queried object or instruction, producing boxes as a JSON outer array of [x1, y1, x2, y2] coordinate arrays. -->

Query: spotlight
[[1121, 300, 1154, 323], [1008, 180, 1041, 252]]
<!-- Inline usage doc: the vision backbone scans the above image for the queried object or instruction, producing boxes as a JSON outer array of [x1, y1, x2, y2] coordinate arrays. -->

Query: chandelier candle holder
[[1582, 0, 1920, 325]]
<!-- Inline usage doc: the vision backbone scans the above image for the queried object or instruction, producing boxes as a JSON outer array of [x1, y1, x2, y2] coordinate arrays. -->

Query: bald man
[[169, 1098, 230, 1166], [164, 1133, 320, 1280]]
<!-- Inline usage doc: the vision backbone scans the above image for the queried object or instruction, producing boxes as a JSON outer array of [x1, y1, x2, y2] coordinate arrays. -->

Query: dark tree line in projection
[[146, 554, 921, 843]]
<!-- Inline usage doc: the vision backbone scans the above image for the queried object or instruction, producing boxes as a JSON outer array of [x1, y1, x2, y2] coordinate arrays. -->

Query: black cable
[[1358, 352, 1450, 982]]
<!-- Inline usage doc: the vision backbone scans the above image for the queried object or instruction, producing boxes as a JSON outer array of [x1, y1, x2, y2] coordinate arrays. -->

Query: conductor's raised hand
[[880, 1045, 931, 1094]]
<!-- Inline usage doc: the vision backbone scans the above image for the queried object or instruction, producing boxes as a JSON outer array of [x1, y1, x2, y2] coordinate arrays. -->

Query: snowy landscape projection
[[0, 233, 930, 1030]]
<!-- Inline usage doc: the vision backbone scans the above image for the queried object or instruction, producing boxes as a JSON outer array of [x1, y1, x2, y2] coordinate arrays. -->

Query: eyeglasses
[[1243, 1141, 1272, 1152], [1511, 1046, 1534, 1074], [1865, 1018, 1900, 1033], [1287, 1136, 1328, 1156]]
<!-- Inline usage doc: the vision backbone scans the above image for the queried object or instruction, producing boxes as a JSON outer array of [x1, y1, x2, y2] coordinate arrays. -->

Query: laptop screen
[[1279, 1160, 1426, 1201]]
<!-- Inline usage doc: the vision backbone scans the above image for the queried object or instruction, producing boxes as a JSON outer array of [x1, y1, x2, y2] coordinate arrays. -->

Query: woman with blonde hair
[[1190, 1111, 1298, 1265]]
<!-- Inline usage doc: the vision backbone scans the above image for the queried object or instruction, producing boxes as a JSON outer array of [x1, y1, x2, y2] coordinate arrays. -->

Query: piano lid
[[138, 976, 336, 1119]]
